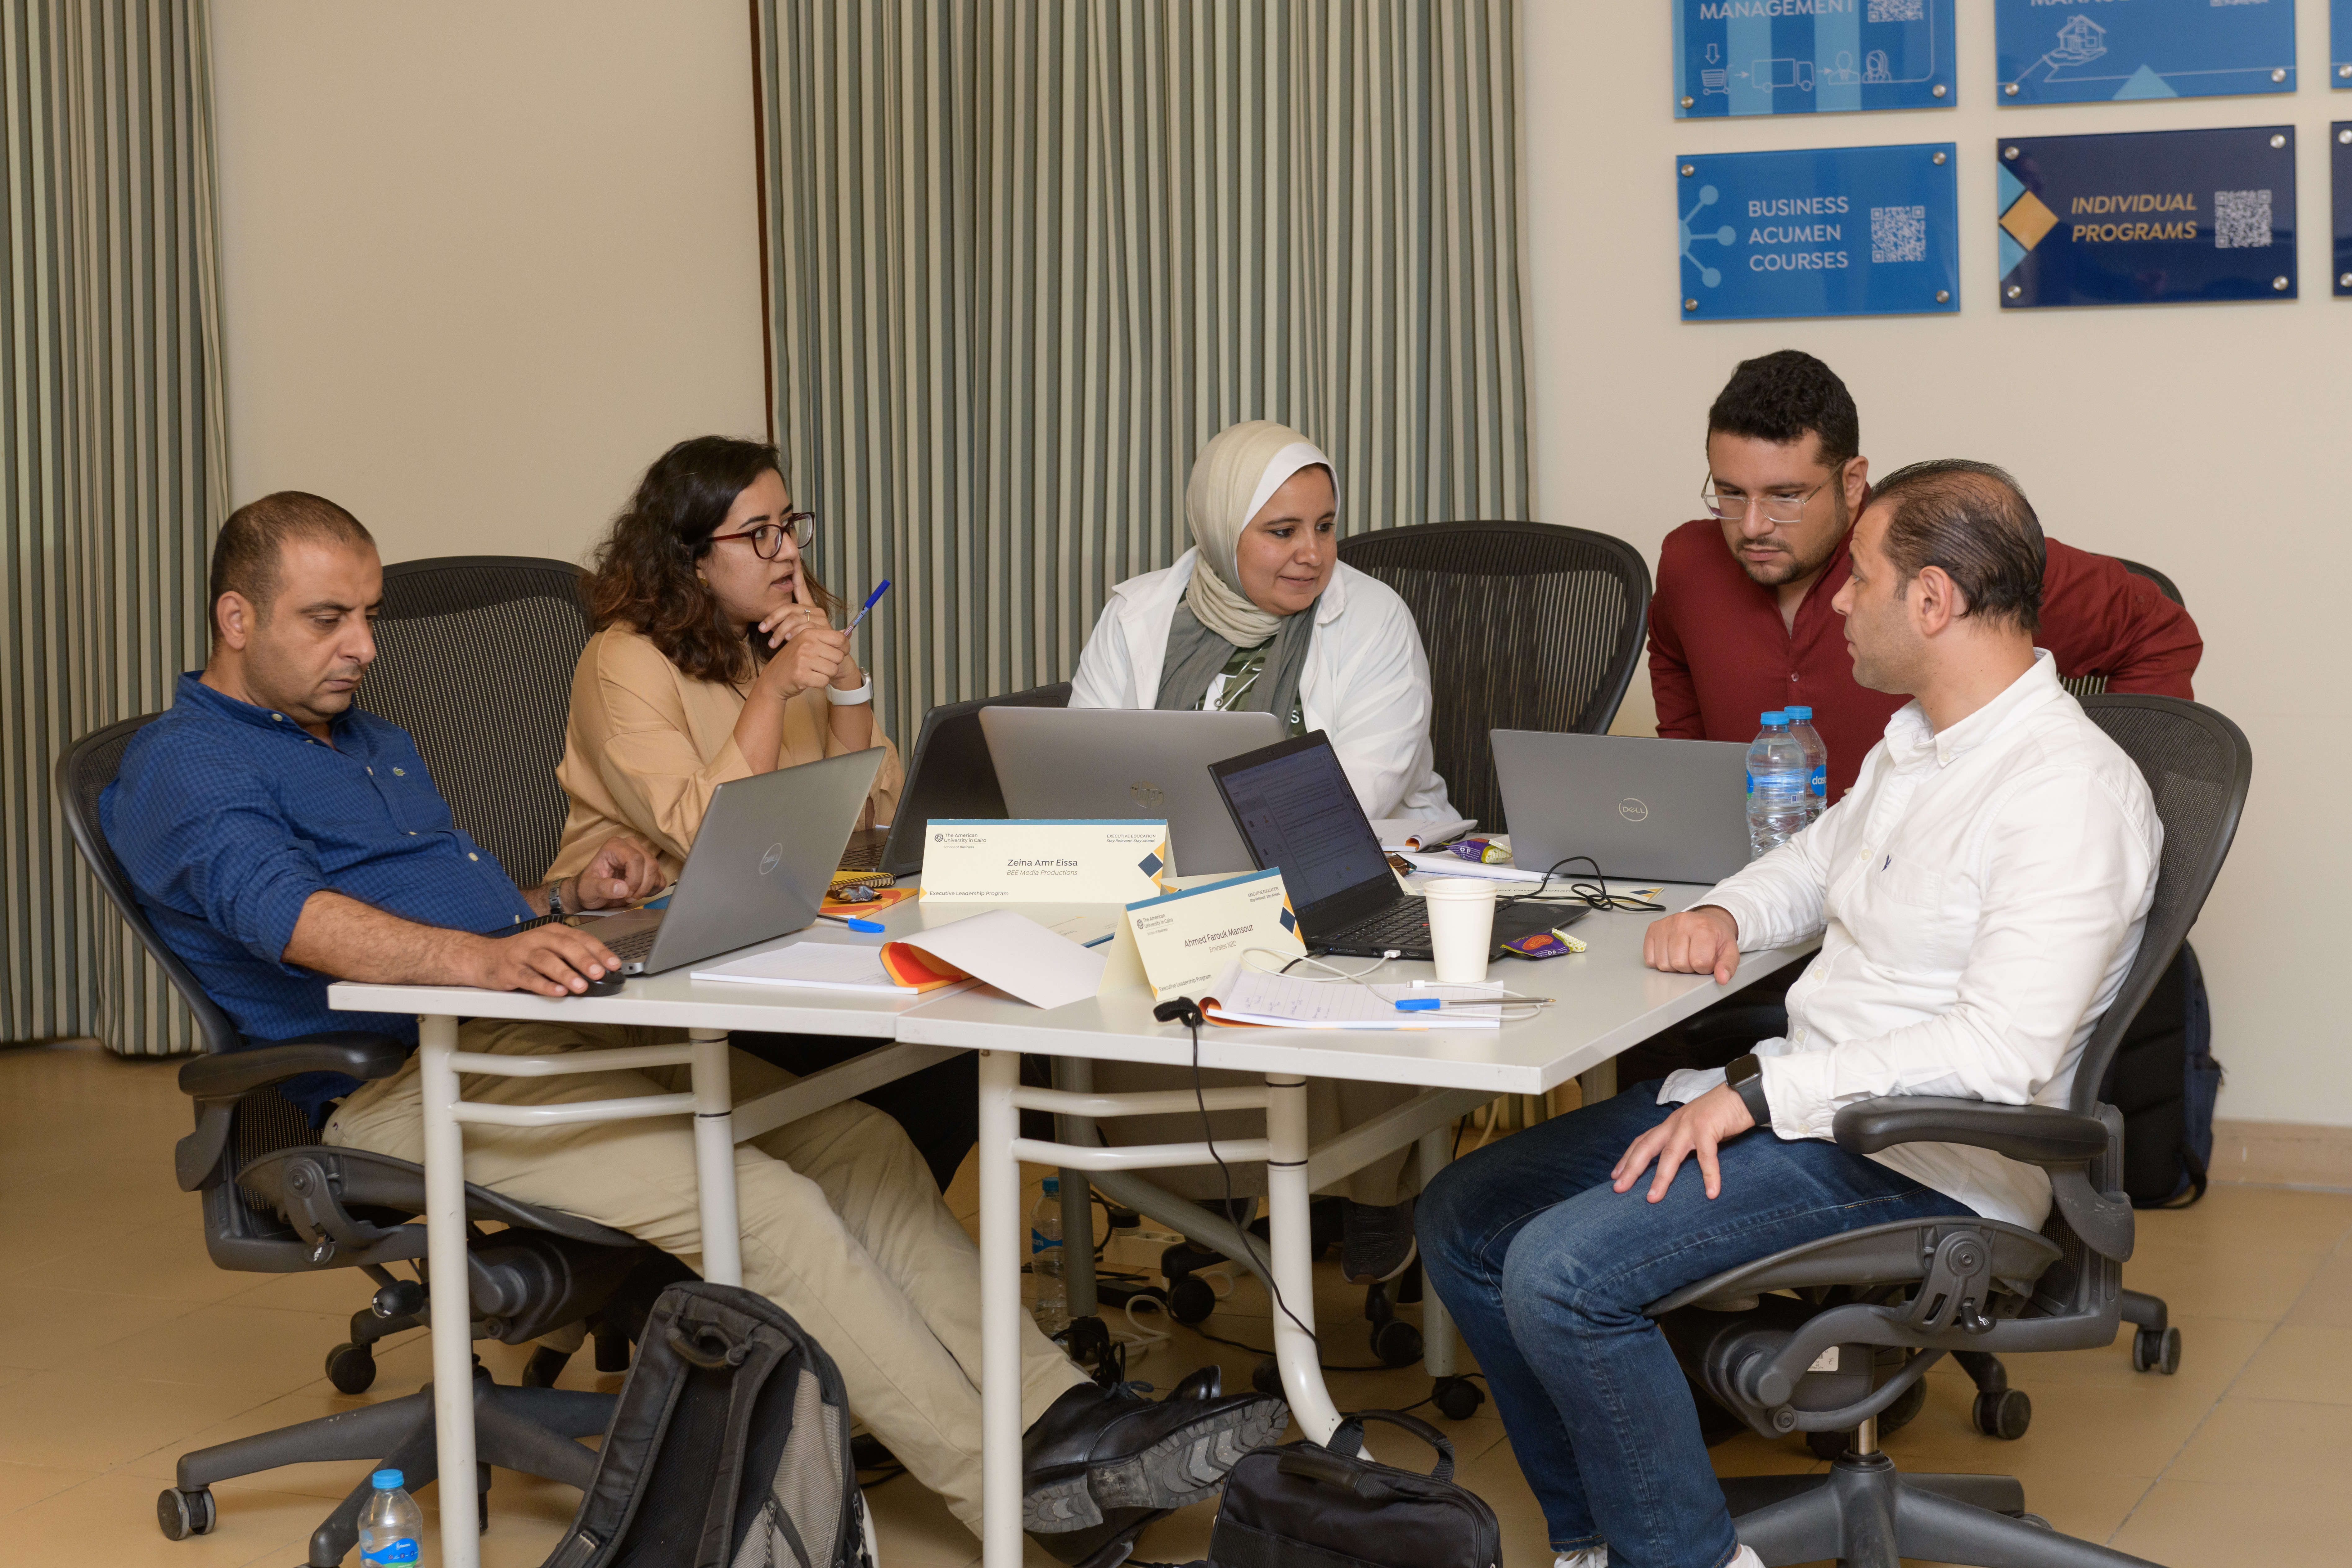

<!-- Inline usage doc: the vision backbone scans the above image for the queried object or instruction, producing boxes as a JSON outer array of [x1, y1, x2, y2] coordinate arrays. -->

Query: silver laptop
[[1491, 730, 1752, 885], [535, 747, 884, 976], [978, 708, 1286, 876]]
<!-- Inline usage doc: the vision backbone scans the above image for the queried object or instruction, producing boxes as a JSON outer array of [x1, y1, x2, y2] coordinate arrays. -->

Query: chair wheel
[[1370, 1317, 1422, 1367], [2132, 1325, 2182, 1375], [1878, 1376, 1929, 1438], [1167, 1274, 1216, 1326], [157, 1486, 215, 1539], [1806, 1428, 1851, 1463], [324, 1341, 377, 1394], [1431, 1376, 1486, 1421], [1972, 1387, 2032, 1440], [1252, 1357, 1282, 1397]]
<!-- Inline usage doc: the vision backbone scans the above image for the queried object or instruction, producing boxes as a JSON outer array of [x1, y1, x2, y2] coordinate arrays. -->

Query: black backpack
[[540, 1281, 874, 1568], [1141, 1409, 1500, 1568], [2098, 944, 2222, 1207]]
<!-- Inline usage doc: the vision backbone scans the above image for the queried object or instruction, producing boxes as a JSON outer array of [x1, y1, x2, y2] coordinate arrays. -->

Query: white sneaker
[[1553, 1549, 1606, 1568], [1726, 1547, 1764, 1568]]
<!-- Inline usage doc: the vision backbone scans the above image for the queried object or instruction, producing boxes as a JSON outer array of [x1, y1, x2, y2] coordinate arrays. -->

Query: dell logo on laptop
[[1618, 797, 1650, 823], [1130, 782, 1166, 809], [758, 843, 784, 875]]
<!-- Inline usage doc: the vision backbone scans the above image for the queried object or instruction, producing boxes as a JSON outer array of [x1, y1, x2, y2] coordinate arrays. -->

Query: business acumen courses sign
[[1679, 143, 1958, 320]]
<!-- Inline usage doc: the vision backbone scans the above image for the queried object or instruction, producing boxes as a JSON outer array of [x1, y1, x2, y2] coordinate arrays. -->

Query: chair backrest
[[2068, 696, 2250, 1116], [2058, 557, 2184, 699], [55, 715, 247, 1058], [355, 556, 591, 887], [1335, 521, 1651, 830]]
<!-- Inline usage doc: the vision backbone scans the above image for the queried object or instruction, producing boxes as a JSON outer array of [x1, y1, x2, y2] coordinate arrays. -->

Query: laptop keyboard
[[603, 927, 657, 963], [1326, 898, 1431, 951]]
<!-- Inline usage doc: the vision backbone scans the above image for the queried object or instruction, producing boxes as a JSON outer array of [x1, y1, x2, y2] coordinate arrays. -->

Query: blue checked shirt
[[104, 673, 536, 1114]]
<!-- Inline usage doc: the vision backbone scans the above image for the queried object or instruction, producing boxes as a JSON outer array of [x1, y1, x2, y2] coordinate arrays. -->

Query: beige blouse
[[547, 626, 904, 884]]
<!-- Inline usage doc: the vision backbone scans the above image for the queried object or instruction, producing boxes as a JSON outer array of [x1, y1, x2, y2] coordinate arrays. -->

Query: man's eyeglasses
[[1700, 479, 1828, 526], [706, 511, 816, 560]]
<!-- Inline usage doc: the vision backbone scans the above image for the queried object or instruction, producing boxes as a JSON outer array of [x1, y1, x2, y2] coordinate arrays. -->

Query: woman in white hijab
[[1070, 420, 1446, 1283], [1070, 419, 1451, 819]]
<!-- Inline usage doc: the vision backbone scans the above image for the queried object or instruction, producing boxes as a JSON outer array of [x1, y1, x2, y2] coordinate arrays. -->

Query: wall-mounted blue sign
[[2336, 1, 2352, 89], [1997, 127, 2296, 308], [1672, 0, 1954, 118], [2335, 124, 2352, 296], [1679, 143, 1958, 321], [1995, 0, 2294, 105]]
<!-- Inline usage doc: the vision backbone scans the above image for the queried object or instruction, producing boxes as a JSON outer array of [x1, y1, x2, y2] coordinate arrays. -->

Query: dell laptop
[[980, 707, 1285, 876], [837, 684, 1073, 878], [519, 746, 883, 977], [1207, 731, 1572, 960], [1491, 730, 1751, 885]]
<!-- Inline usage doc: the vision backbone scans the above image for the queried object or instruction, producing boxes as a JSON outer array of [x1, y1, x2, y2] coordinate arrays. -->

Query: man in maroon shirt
[[1649, 349, 2201, 801]]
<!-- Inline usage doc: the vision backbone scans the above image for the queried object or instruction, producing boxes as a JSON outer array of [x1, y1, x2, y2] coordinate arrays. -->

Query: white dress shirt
[[1663, 653, 2161, 1230]]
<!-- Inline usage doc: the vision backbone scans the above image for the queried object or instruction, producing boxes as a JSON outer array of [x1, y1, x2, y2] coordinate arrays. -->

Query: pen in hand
[[843, 579, 892, 638]]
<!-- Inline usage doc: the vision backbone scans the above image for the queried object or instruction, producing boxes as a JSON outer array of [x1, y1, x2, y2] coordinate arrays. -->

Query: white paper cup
[[1421, 876, 1497, 984]]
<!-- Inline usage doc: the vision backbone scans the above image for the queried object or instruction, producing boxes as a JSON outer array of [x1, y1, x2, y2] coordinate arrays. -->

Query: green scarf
[[1154, 599, 1317, 729]]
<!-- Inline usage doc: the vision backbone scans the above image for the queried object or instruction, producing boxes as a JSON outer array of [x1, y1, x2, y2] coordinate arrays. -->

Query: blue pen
[[843, 579, 892, 637], [1394, 997, 1443, 1012], [816, 913, 887, 934]]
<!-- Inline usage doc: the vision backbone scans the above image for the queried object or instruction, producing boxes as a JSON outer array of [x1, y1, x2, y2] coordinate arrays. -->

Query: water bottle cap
[[1787, 706, 1812, 720], [1041, 1176, 1059, 1195], [1761, 711, 1786, 726], [372, 1469, 404, 1492]]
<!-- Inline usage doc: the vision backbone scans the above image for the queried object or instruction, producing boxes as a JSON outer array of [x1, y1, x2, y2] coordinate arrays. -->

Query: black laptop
[[1207, 731, 1574, 960], [837, 683, 1073, 878]]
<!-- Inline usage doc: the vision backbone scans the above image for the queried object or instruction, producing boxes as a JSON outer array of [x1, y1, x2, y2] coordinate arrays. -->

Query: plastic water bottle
[[1784, 705, 1829, 821], [1031, 1177, 1068, 1334], [356, 1468, 423, 1566], [1746, 711, 1811, 859]]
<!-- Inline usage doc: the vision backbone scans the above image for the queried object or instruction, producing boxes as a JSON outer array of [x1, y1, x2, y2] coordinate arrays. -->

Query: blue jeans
[[1419, 1083, 1974, 1568]]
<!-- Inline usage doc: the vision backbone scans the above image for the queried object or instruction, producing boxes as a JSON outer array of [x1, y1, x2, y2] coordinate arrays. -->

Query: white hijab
[[1181, 419, 1338, 647]]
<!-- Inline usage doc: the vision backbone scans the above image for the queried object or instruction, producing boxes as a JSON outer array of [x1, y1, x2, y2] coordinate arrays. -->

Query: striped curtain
[[753, 0, 1530, 752], [1, 2, 227, 1055]]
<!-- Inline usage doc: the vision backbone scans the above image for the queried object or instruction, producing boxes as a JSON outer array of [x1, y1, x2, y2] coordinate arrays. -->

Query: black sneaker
[[1341, 1197, 1417, 1285], [1022, 1365, 1287, 1533]]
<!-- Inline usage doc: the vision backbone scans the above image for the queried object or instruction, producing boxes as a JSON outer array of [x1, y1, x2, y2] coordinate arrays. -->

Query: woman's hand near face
[[753, 568, 853, 700]]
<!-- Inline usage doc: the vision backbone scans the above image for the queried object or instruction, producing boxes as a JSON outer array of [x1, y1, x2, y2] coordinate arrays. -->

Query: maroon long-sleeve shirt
[[1646, 519, 2202, 802]]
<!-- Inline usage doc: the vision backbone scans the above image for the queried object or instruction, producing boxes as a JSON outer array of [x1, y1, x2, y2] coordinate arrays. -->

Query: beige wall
[[210, 0, 769, 569], [1519, 5, 2341, 1126]]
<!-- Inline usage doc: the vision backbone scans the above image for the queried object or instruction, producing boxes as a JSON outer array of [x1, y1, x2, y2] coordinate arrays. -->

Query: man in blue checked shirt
[[104, 492, 1287, 1557]]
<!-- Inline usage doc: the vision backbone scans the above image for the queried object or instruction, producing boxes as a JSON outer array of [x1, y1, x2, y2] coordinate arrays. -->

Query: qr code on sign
[[1869, 0, 1924, 20], [2213, 189, 2272, 249], [1871, 205, 1926, 264]]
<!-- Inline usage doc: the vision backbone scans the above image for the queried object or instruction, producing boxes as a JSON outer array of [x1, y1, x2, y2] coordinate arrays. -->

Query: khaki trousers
[[325, 1018, 1090, 1531]]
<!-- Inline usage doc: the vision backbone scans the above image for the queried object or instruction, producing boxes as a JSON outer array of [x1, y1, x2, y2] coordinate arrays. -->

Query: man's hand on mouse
[[466, 926, 623, 997], [1642, 904, 1743, 985]]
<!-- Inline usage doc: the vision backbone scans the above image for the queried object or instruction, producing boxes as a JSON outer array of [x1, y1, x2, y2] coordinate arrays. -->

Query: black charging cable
[[1500, 854, 1666, 916]]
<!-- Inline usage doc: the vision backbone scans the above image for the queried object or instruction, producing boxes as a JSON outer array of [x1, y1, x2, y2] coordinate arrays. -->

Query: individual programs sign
[[1672, 0, 1954, 118], [1996, 126, 2297, 308], [1995, 0, 2294, 106], [1678, 143, 1958, 321]]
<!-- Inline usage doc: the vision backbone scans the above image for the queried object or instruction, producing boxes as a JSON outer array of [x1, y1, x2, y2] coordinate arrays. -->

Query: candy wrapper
[[1501, 928, 1587, 960], [1445, 837, 1512, 865]]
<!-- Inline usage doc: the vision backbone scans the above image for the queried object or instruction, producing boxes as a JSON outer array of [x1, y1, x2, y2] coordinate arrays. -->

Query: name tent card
[[1997, 127, 2297, 309], [1112, 869, 1306, 1003], [1673, 0, 1954, 119], [1995, 0, 2294, 107], [921, 820, 1170, 904], [1678, 143, 1957, 321]]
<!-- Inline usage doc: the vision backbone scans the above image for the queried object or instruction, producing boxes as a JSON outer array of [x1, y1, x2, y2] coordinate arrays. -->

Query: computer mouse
[[581, 973, 627, 997]]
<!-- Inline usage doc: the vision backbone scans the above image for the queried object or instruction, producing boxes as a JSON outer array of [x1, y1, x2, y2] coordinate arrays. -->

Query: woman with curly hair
[[545, 436, 977, 1188]]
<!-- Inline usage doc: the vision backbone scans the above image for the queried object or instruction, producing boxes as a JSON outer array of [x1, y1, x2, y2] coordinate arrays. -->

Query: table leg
[[1264, 1074, 1343, 1444], [688, 1029, 742, 1287], [1055, 1060, 1098, 1322], [1579, 1057, 1618, 1107], [978, 1049, 1025, 1568], [418, 1014, 481, 1568], [1415, 1125, 1456, 1379]]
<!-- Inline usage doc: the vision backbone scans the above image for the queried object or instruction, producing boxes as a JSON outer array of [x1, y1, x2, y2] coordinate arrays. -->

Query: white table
[[893, 887, 1816, 1568], [333, 890, 1812, 1568]]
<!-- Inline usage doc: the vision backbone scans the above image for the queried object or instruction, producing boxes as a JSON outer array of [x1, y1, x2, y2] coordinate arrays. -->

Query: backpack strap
[[1324, 1409, 1456, 1481]]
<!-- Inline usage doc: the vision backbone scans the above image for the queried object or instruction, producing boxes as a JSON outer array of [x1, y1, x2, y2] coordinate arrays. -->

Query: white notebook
[[692, 941, 919, 994], [1202, 966, 1504, 1030]]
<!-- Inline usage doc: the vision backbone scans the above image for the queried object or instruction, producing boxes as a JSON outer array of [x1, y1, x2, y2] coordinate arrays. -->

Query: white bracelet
[[825, 676, 874, 707]]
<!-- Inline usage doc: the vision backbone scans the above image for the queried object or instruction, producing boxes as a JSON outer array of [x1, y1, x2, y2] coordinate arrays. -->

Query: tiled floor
[[2, 1039, 2345, 1567]]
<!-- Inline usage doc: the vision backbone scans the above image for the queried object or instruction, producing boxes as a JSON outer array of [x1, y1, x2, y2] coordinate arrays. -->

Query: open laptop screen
[[1209, 733, 1392, 917]]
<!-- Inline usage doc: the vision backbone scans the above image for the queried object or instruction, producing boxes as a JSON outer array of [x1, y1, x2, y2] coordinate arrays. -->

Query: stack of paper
[[1394, 848, 1547, 884], [1201, 966, 1505, 1030], [1373, 815, 1477, 851], [693, 942, 954, 995]]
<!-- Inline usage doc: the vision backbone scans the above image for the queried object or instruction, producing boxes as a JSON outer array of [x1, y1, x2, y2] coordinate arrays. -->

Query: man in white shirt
[[1420, 460, 2159, 1568]]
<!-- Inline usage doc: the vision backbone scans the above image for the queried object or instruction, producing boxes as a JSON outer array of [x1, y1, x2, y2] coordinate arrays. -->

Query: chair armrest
[[177, 1032, 411, 1100], [1832, 1097, 2110, 1167]]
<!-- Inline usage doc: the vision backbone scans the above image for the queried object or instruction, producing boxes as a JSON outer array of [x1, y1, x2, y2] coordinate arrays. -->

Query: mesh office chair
[[356, 556, 592, 887], [61, 717, 644, 1566], [1336, 521, 1651, 829], [1653, 695, 2250, 1567]]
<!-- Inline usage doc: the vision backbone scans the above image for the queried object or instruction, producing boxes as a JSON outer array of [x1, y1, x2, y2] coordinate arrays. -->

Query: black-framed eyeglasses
[[706, 511, 816, 560], [1700, 477, 1829, 525]]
